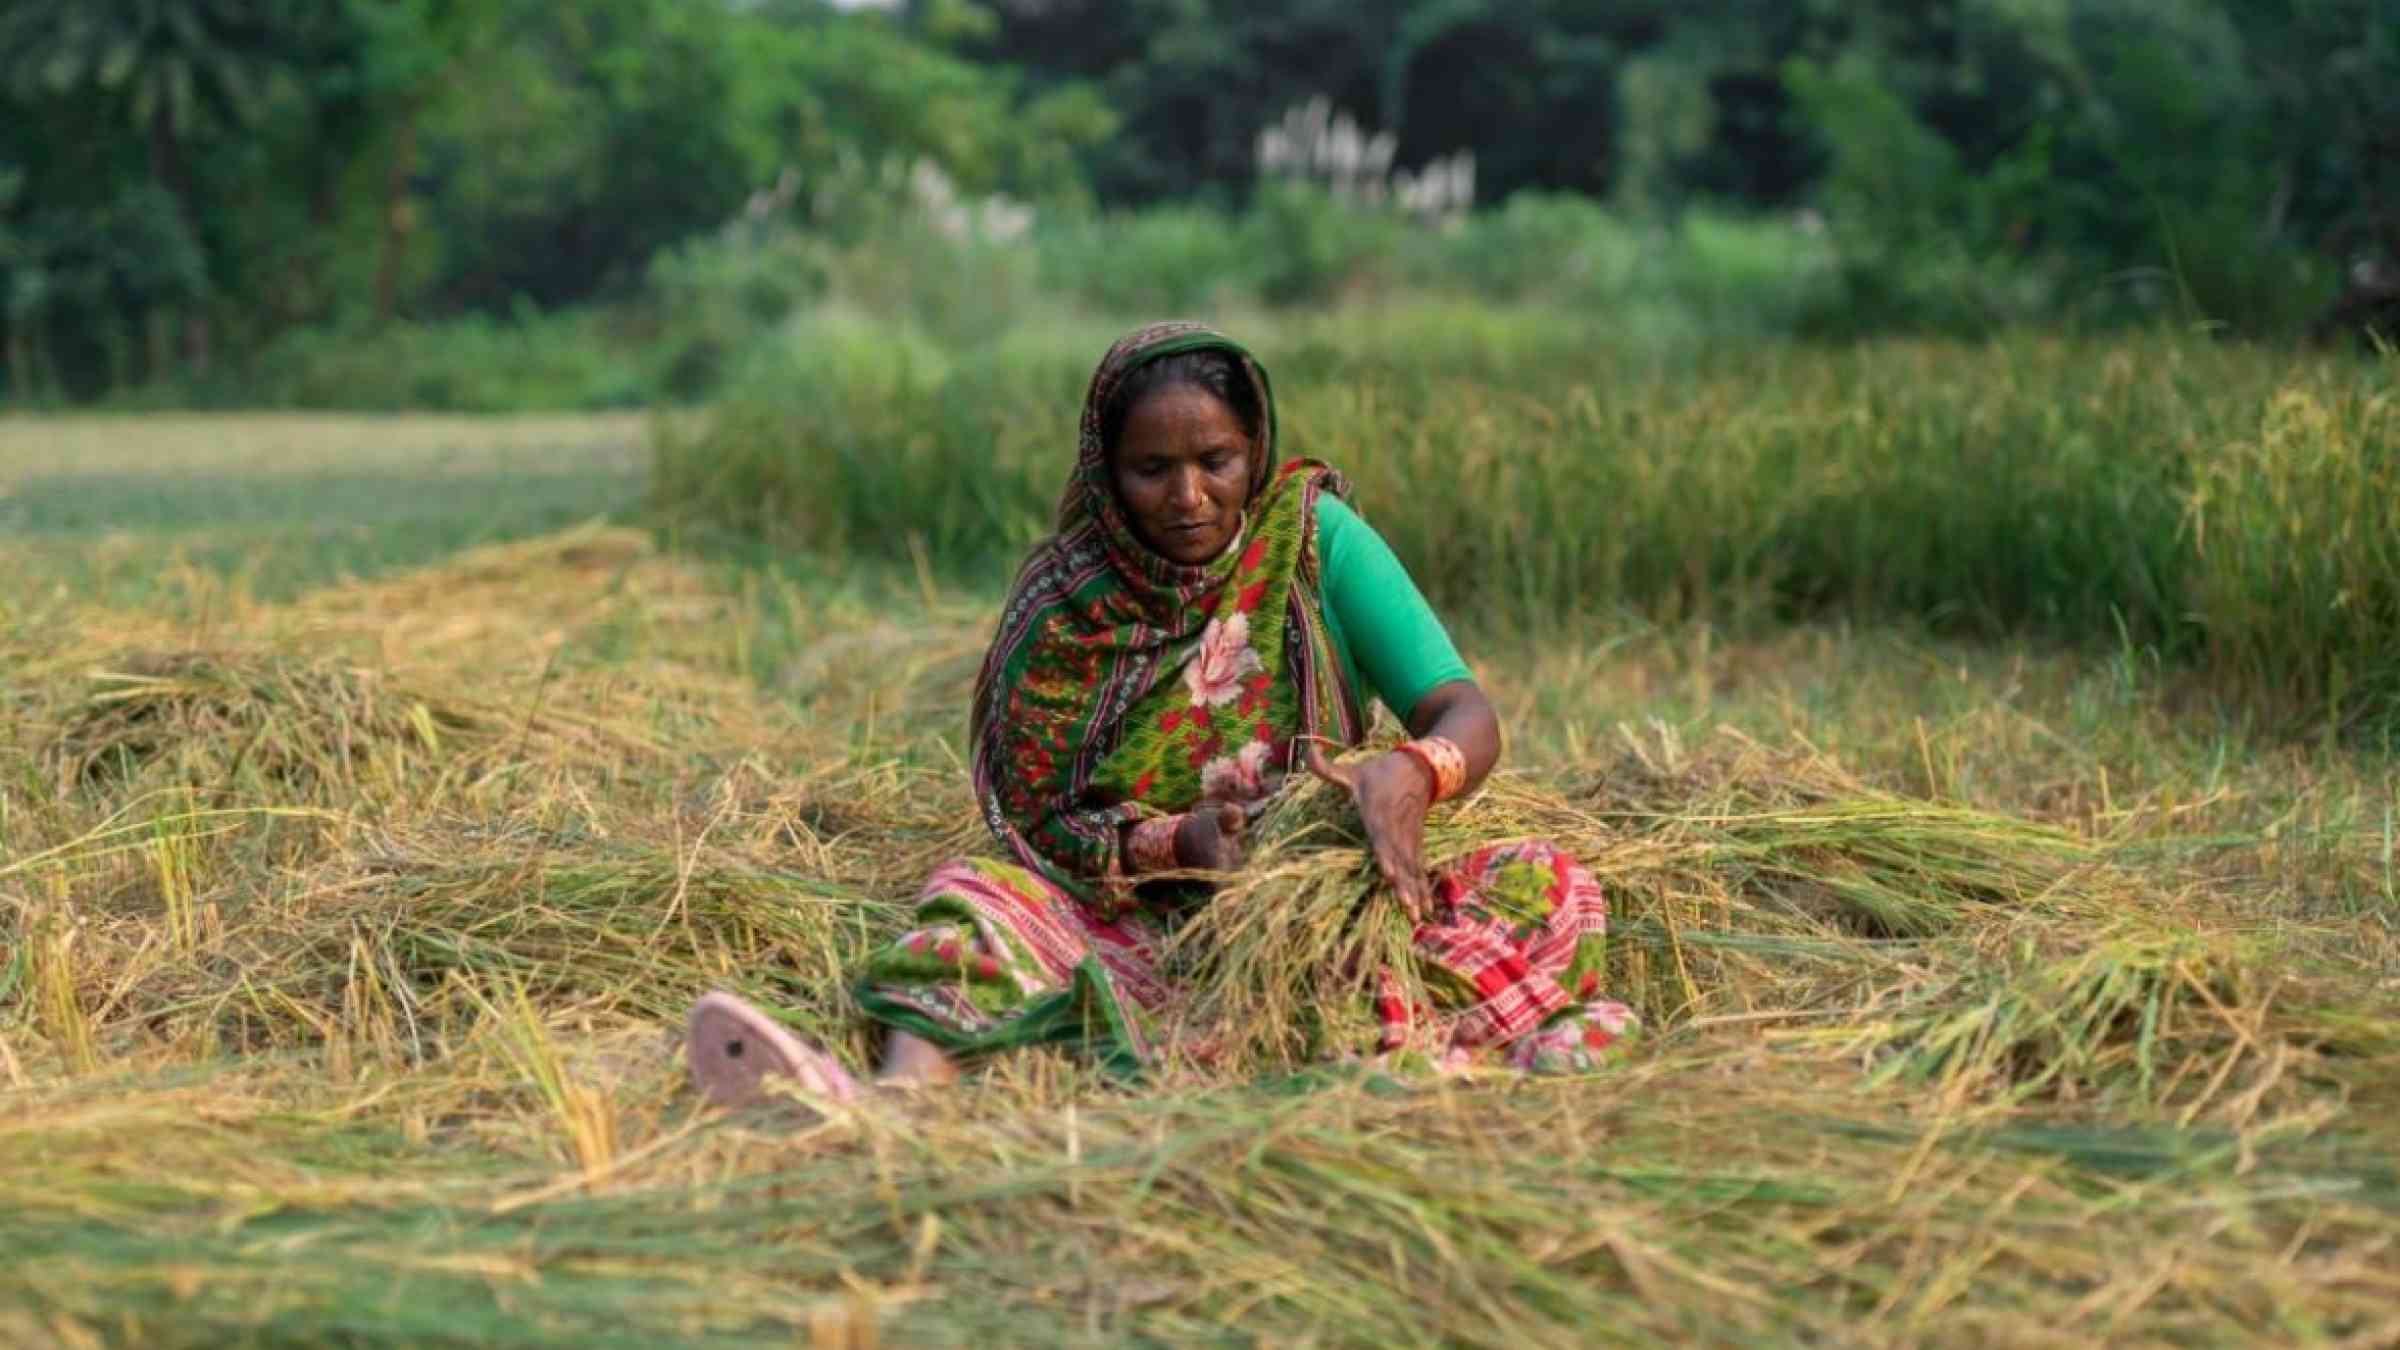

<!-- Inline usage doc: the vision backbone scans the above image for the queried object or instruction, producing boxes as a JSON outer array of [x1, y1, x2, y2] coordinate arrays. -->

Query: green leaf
[[99, 37, 138, 86]]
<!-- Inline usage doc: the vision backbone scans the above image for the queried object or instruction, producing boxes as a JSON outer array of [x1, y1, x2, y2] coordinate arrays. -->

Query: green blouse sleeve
[[1315, 496, 1473, 723]]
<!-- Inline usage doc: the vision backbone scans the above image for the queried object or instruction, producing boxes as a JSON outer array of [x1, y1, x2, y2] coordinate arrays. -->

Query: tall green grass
[[2187, 384, 2400, 732], [653, 317, 2396, 733]]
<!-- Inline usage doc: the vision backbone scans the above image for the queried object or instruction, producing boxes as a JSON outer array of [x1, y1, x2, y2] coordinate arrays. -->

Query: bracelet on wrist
[[1395, 736, 1469, 803], [1127, 813, 1185, 873]]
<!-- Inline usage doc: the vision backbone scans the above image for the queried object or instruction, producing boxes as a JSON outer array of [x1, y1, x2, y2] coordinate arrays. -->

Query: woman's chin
[[1152, 530, 1229, 564]]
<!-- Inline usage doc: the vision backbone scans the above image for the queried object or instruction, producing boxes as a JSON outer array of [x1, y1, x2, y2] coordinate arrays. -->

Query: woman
[[687, 322, 1635, 1105]]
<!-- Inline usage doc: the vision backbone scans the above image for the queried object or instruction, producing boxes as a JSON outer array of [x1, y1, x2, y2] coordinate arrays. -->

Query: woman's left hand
[[1306, 742, 1438, 924]]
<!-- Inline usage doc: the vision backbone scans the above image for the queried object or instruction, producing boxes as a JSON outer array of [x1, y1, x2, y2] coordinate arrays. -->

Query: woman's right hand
[[1176, 801, 1249, 872], [1303, 741, 1437, 924]]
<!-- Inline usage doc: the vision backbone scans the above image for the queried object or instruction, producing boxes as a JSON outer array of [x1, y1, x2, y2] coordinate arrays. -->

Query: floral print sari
[[855, 323, 1635, 1073]]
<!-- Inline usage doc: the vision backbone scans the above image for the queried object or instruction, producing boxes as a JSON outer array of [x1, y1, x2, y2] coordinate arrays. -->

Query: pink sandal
[[686, 991, 863, 1109]]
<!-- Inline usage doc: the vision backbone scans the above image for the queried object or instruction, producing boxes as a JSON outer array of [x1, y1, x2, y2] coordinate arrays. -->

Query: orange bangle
[[1127, 814, 1183, 873], [1396, 736, 1468, 802]]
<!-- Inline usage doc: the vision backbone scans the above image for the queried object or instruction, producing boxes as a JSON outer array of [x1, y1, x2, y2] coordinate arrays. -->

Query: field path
[[0, 412, 655, 604]]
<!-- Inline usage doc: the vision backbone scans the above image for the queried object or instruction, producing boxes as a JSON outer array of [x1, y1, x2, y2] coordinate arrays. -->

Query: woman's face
[[1110, 383, 1254, 565]]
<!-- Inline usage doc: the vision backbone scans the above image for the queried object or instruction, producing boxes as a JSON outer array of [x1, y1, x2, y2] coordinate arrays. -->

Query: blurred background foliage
[[1, 0, 2395, 407]]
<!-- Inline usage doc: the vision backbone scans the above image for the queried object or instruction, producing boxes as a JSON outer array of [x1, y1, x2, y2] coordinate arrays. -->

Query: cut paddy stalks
[[50, 649, 668, 806], [3, 524, 2394, 1345]]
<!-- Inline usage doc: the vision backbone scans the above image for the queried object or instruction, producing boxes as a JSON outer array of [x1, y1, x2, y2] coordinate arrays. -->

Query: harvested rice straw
[[1165, 732, 2108, 1072], [1166, 742, 1605, 1070], [1164, 767, 1423, 1070]]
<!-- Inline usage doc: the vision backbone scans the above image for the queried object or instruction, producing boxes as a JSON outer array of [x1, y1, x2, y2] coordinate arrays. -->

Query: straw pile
[[51, 650, 518, 797], [5, 526, 2397, 1346]]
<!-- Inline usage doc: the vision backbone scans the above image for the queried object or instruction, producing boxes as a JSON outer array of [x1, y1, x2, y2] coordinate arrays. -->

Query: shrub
[[644, 227, 834, 400], [1038, 206, 1260, 313], [651, 307, 1065, 562], [1415, 193, 1647, 302], [1243, 183, 1405, 306], [245, 309, 653, 412]]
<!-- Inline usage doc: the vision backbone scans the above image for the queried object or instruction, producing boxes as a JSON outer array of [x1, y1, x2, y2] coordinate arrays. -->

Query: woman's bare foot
[[877, 1028, 961, 1087]]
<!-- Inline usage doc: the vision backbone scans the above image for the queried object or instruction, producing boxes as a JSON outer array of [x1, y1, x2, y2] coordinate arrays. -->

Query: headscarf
[[968, 321, 1363, 911]]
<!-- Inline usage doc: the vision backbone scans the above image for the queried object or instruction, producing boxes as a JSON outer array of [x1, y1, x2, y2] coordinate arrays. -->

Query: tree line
[[2, 0, 2393, 401]]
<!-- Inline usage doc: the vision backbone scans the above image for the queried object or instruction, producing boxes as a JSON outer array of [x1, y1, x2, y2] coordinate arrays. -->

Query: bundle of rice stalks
[[1168, 731, 2103, 1073], [1582, 726, 2094, 922], [48, 649, 663, 806], [111, 828, 912, 1068], [1571, 731, 2104, 1018], [53, 651, 494, 796], [1161, 771, 1420, 1069], [1835, 920, 2278, 1113], [1663, 795, 2093, 938]]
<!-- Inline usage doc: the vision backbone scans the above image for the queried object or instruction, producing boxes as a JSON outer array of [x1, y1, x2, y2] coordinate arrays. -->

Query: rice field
[[660, 320, 2400, 734], [3, 392, 2398, 1346]]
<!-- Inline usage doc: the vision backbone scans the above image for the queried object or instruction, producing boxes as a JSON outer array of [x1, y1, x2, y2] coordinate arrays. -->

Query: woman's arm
[[1308, 499, 1501, 921], [1403, 678, 1501, 789], [1324, 679, 1499, 921]]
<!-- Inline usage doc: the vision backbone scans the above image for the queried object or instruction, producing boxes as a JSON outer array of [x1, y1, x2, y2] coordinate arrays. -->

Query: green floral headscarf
[[968, 322, 1363, 911]]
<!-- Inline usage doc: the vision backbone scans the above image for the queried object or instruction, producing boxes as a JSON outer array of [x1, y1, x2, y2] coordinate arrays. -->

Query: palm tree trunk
[[147, 308, 174, 384], [374, 102, 421, 324], [5, 323, 33, 399], [147, 104, 211, 376]]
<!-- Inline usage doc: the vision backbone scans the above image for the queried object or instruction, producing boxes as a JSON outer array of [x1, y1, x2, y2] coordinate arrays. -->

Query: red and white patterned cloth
[[859, 837, 1636, 1073]]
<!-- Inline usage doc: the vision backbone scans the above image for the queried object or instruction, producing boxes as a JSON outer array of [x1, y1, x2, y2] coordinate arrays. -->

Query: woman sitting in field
[[687, 322, 1635, 1104]]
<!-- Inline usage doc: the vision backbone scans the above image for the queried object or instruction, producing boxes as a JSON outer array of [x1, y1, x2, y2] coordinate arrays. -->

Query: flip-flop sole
[[686, 991, 860, 1108]]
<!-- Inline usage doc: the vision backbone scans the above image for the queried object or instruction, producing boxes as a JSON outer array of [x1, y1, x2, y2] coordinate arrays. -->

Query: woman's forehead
[[1115, 397, 1251, 459]]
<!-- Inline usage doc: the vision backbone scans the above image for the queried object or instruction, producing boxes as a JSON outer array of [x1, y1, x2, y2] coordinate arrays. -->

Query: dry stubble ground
[[1, 413, 2396, 1347]]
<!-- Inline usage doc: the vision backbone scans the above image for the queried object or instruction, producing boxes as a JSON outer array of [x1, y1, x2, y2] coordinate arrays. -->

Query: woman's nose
[[1169, 466, 1206, 510]]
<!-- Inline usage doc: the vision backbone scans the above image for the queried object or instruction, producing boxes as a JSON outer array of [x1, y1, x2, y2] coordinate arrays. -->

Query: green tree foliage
[[2, 0, 2395, 401], [0, 0, 284, 198], [415, 0, 758, 310], [960, 0, 1642, 202], [0, 0, 1111, 399], [1765, 0, 2399, 330], [973, 0, 2398, 332], [0, 0, 299, 389]]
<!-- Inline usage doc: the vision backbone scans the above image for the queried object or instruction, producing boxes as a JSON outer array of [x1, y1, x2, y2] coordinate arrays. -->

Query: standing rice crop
[[654, 320, 2395, 731]]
